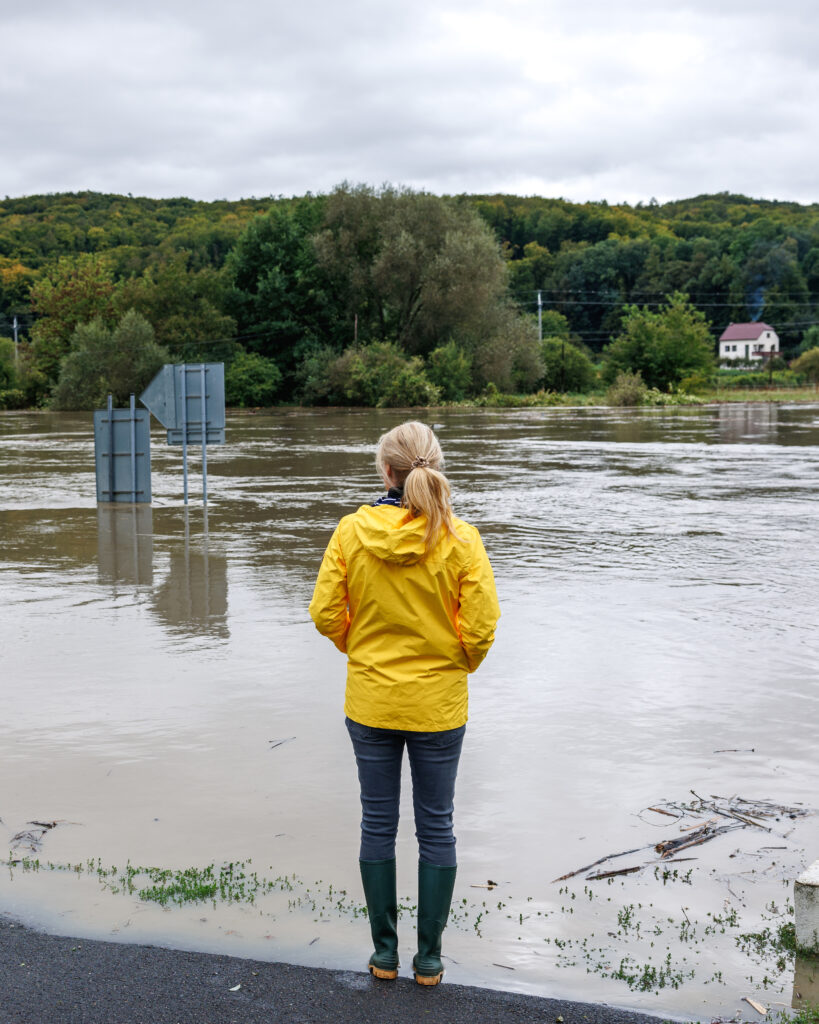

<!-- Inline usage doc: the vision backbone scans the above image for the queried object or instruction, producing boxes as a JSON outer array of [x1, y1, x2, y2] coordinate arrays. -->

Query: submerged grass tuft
[[3, 851, 813, 998]]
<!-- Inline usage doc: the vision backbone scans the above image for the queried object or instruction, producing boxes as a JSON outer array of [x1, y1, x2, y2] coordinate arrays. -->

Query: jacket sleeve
[[308, 526, 350, 653], [458, 532, 500, 673]]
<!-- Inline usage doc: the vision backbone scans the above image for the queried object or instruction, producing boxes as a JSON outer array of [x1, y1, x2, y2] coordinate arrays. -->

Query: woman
[[309, 420, 500, 985]]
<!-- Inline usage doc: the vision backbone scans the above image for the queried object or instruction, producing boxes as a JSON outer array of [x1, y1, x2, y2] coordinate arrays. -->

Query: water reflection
[[718, 403, 778, 443], [794, 956, 819, 1007], [151, 514, 229, 639], [96, 504, 154, 587]]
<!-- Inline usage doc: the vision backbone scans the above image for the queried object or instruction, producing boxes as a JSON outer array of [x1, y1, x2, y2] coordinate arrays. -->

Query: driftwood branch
[[585, 865, 643, 881], [552, 846, 648, 883]]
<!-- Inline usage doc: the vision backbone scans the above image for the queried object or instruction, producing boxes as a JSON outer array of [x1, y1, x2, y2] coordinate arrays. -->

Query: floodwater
[[2, 405, 819, 1017]]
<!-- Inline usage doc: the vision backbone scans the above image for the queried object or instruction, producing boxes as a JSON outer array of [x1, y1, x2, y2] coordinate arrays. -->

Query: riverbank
[[4, 387, 818, 415], [0, 915, 669, 1024]]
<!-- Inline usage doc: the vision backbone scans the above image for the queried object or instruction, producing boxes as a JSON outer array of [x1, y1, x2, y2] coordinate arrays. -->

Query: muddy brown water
[[2, 405, 819, 1016]]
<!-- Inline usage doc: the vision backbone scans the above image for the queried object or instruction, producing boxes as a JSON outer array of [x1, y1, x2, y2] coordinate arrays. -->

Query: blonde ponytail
[[375, 421, 461, 552]]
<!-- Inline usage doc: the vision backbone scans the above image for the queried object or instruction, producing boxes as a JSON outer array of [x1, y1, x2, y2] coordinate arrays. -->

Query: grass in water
[[4, 853, 815, 998]]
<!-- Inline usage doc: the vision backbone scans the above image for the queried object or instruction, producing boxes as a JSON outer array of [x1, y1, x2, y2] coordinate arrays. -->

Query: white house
[[718, 322, 779, 362]]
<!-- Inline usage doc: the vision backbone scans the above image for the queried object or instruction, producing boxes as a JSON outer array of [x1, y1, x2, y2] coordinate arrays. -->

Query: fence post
[[795, 860, 819, 952]]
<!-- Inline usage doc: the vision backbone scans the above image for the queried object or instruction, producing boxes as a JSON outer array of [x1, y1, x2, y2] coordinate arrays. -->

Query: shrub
[[426, 341, 473, 401], [297, 342, 440, 407], [644, 388, 704, 406], [541, 337, 596, 392], [225, 350, 282, 407], [378, 365, 441, 407], [678, 370, 715, 394], [791, 347, 819, 383], [296, 345, 338, 405], [720, 370, 801, 388], [474, 387, 568, 407], [0, 388, 26, 409], [606, 370, 647, 406]]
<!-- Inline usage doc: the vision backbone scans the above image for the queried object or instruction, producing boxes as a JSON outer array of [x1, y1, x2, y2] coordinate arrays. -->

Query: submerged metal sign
[[93, 395, 152, 504], [140, 363, 225, 445], [140, 363, 225, 504]]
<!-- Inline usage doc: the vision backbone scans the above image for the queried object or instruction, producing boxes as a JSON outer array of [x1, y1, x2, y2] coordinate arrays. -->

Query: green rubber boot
[[413, 861, 457, 986], [359, 858, 399, 979]]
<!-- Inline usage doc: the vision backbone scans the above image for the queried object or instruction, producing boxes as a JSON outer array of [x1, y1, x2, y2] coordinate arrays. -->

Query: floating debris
[[586, 866, 643, 881], [554, 793, 814, 884], [552, 846, 647, 883], [9, 820, 64, 853], [743, 996, 768, 1015], [647, 806, 679, 819], [656, 822, 743, 859], [268, 737, 296, 751]]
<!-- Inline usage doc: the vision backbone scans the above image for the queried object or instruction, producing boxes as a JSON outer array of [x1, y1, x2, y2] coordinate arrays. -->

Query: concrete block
[[795, 860, 819, 952]]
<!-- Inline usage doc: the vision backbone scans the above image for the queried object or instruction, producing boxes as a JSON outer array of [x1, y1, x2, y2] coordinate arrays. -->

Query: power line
[[510, 287, 819, 300]]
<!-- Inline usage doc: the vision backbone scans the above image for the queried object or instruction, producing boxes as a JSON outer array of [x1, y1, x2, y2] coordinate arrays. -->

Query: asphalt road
[[0, 916, 672, 1024]]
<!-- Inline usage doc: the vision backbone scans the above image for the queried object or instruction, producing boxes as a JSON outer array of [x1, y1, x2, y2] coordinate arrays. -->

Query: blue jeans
[[345, 717, 466, 867]]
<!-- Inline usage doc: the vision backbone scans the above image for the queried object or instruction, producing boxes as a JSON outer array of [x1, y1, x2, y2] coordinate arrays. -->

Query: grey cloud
[[1, 0, 817, 204]]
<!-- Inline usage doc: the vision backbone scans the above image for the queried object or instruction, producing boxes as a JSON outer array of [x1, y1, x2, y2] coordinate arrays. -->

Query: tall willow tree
[[313, 184, 510, 356]]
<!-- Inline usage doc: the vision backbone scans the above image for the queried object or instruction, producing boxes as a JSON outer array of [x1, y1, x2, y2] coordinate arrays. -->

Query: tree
[[52, 309, 168, 410], [227, 197, 340, 377], [539, 309, 571, 340], [507, 241, 553, 294], [0, 258, 37, 317], [470, 304, 543, 393], [312, 184, 509, 356], [541, 338, 596, 392], [29, 254, 118, 386], [118, 254, 237, 362], [797, 325, 819, 355], [602, 293, 715, 390]]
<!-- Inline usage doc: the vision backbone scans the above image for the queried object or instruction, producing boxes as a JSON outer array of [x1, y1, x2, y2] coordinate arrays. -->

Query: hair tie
[[410, 456, 429, 469]]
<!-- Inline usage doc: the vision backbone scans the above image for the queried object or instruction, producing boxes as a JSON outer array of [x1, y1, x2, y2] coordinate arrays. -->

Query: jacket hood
[[351, 505, 428, 565]]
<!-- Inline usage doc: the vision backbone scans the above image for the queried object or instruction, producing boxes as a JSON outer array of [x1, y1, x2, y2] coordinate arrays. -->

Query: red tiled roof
[[719, 322, 775, 342]]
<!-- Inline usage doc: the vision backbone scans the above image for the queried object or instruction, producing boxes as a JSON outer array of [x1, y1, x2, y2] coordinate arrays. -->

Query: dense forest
[[1, 187, 818, 408]]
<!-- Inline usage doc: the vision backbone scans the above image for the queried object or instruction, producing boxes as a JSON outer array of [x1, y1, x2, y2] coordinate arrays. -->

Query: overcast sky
[[2, 0, 817, 205]]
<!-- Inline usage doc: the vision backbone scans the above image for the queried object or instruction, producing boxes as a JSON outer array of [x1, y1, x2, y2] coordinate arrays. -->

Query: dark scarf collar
[[373, 486, 404, 508]]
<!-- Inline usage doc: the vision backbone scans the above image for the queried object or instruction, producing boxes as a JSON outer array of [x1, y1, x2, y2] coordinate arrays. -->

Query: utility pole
[[537, 291, 542, 342]]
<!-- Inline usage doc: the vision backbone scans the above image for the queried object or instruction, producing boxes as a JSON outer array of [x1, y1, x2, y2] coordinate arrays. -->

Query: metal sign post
[[140, 362, 225, 506], [180, 363, 189, 503], [201, 363, 208, 505]]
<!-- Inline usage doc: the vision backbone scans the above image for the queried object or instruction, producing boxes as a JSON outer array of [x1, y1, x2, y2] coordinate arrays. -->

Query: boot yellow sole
[[414, 970, 443, 986], [369, 963, 398, 980]]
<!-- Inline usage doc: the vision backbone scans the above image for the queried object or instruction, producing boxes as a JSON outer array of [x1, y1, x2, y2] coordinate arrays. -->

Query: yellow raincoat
[[309, 504, 500, 732]]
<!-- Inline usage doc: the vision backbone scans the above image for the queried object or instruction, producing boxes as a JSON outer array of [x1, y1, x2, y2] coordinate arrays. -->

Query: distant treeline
[[0, 187, 817, 409]]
